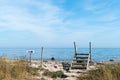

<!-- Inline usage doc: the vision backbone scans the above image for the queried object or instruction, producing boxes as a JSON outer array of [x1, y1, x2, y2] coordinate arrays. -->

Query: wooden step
[[71, 65, 87, 69], [76, 53, 89, 55], [75, 55, 89, 58], [76, 54, 89, 57], [73, 60, 88, 63], [74, 54, 89, 59], [72, 63, 87, 65], [76, 57, 89, 60], [73, 59, 88, 61], [72, 63, 87, 66], [74, 53, 89, 57]]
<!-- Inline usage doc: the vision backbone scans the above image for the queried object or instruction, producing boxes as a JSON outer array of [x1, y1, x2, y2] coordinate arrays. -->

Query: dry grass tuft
[[78, 63, 120, 80], [0, 57, 39, 80]]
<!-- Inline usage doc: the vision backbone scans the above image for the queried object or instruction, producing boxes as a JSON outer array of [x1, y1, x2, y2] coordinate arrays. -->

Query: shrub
[[43, 70, 64, 78], [40, 77, 46, 80], [52, 71, 64, 78], [43, 69, 53, 77], [27, 66, 39, 75]]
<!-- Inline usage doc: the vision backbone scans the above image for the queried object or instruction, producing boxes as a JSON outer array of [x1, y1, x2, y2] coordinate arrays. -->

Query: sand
[[30, 60, 95, 80]]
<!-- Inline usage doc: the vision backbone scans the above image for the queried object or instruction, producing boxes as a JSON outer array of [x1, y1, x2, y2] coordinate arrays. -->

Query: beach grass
[[0, 57, 39, 80], [43, 69, 53, 77], [78, 63, 120, 80]]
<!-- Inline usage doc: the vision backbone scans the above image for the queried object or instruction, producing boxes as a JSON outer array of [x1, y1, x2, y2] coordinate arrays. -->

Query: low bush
[[52, 70, 64, 78], [43, 69, 53, 77], [43, 70, 64, 78], [27, 66, 39, 75], [40, 77, 46, 80]]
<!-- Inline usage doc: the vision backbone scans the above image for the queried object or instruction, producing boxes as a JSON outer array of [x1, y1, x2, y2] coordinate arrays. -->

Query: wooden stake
[[28, 50, 34, 65], [30, 53, 32, 65], [41, 47, 43, 67], [89, 42, 92, 62], [74, 41, 77, 56]]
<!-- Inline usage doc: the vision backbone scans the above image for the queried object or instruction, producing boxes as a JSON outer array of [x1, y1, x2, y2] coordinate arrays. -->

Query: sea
[[0, 48, 120, 62]]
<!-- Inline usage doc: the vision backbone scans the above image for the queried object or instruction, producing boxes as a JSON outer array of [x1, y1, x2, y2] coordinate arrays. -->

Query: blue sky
[[0, 0, 120, 48]]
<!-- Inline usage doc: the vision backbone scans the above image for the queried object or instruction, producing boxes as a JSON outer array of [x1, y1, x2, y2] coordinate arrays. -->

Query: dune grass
[[78, 63, 120, 80], [0, 57, 39, 80]]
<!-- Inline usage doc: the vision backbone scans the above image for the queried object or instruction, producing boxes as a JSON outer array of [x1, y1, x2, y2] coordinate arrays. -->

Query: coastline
[[1, 57, 120, 80]]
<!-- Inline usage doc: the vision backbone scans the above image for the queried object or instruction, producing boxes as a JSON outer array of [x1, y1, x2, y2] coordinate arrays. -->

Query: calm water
[[0, 48, 120, 62]]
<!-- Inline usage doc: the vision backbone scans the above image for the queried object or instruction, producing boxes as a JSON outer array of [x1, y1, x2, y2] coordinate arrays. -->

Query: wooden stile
[[71, 42, 92, 70]]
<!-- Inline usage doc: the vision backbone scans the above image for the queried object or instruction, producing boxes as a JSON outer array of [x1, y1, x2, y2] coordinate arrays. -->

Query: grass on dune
[[78, 63, 120, 80], [0, 57, 39, 80]]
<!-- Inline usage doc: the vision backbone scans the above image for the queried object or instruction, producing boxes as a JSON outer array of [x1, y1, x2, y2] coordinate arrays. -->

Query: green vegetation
[[43, 69, 53, 77], [40, 77, 46, 80], [0, 57, 39, 80], [43, 70, 64, 78], [78, 63, 120, 80], [52, 71, 64, 78], [27, 66, 39, 75]]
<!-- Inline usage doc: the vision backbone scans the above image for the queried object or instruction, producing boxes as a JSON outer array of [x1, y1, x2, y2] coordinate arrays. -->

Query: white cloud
[[0, 0, 120, 47], [0, 0, 63, 32], [0, 0, 73, 47]]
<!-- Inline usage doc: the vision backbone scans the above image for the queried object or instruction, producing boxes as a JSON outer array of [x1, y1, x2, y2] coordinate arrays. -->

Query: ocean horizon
[[0, 48, 120, 62]]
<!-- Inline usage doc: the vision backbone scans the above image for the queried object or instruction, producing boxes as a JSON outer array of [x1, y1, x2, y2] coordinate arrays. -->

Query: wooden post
[[28, 50, 33, 65], [41, 47, 44, 68], [89, 42, 92, 62], [74, 41, 77, 57], [30, 53, 32, 65]]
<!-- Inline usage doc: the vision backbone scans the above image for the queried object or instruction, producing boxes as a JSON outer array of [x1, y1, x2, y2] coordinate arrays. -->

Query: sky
[[0, 0, 120, 48]]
